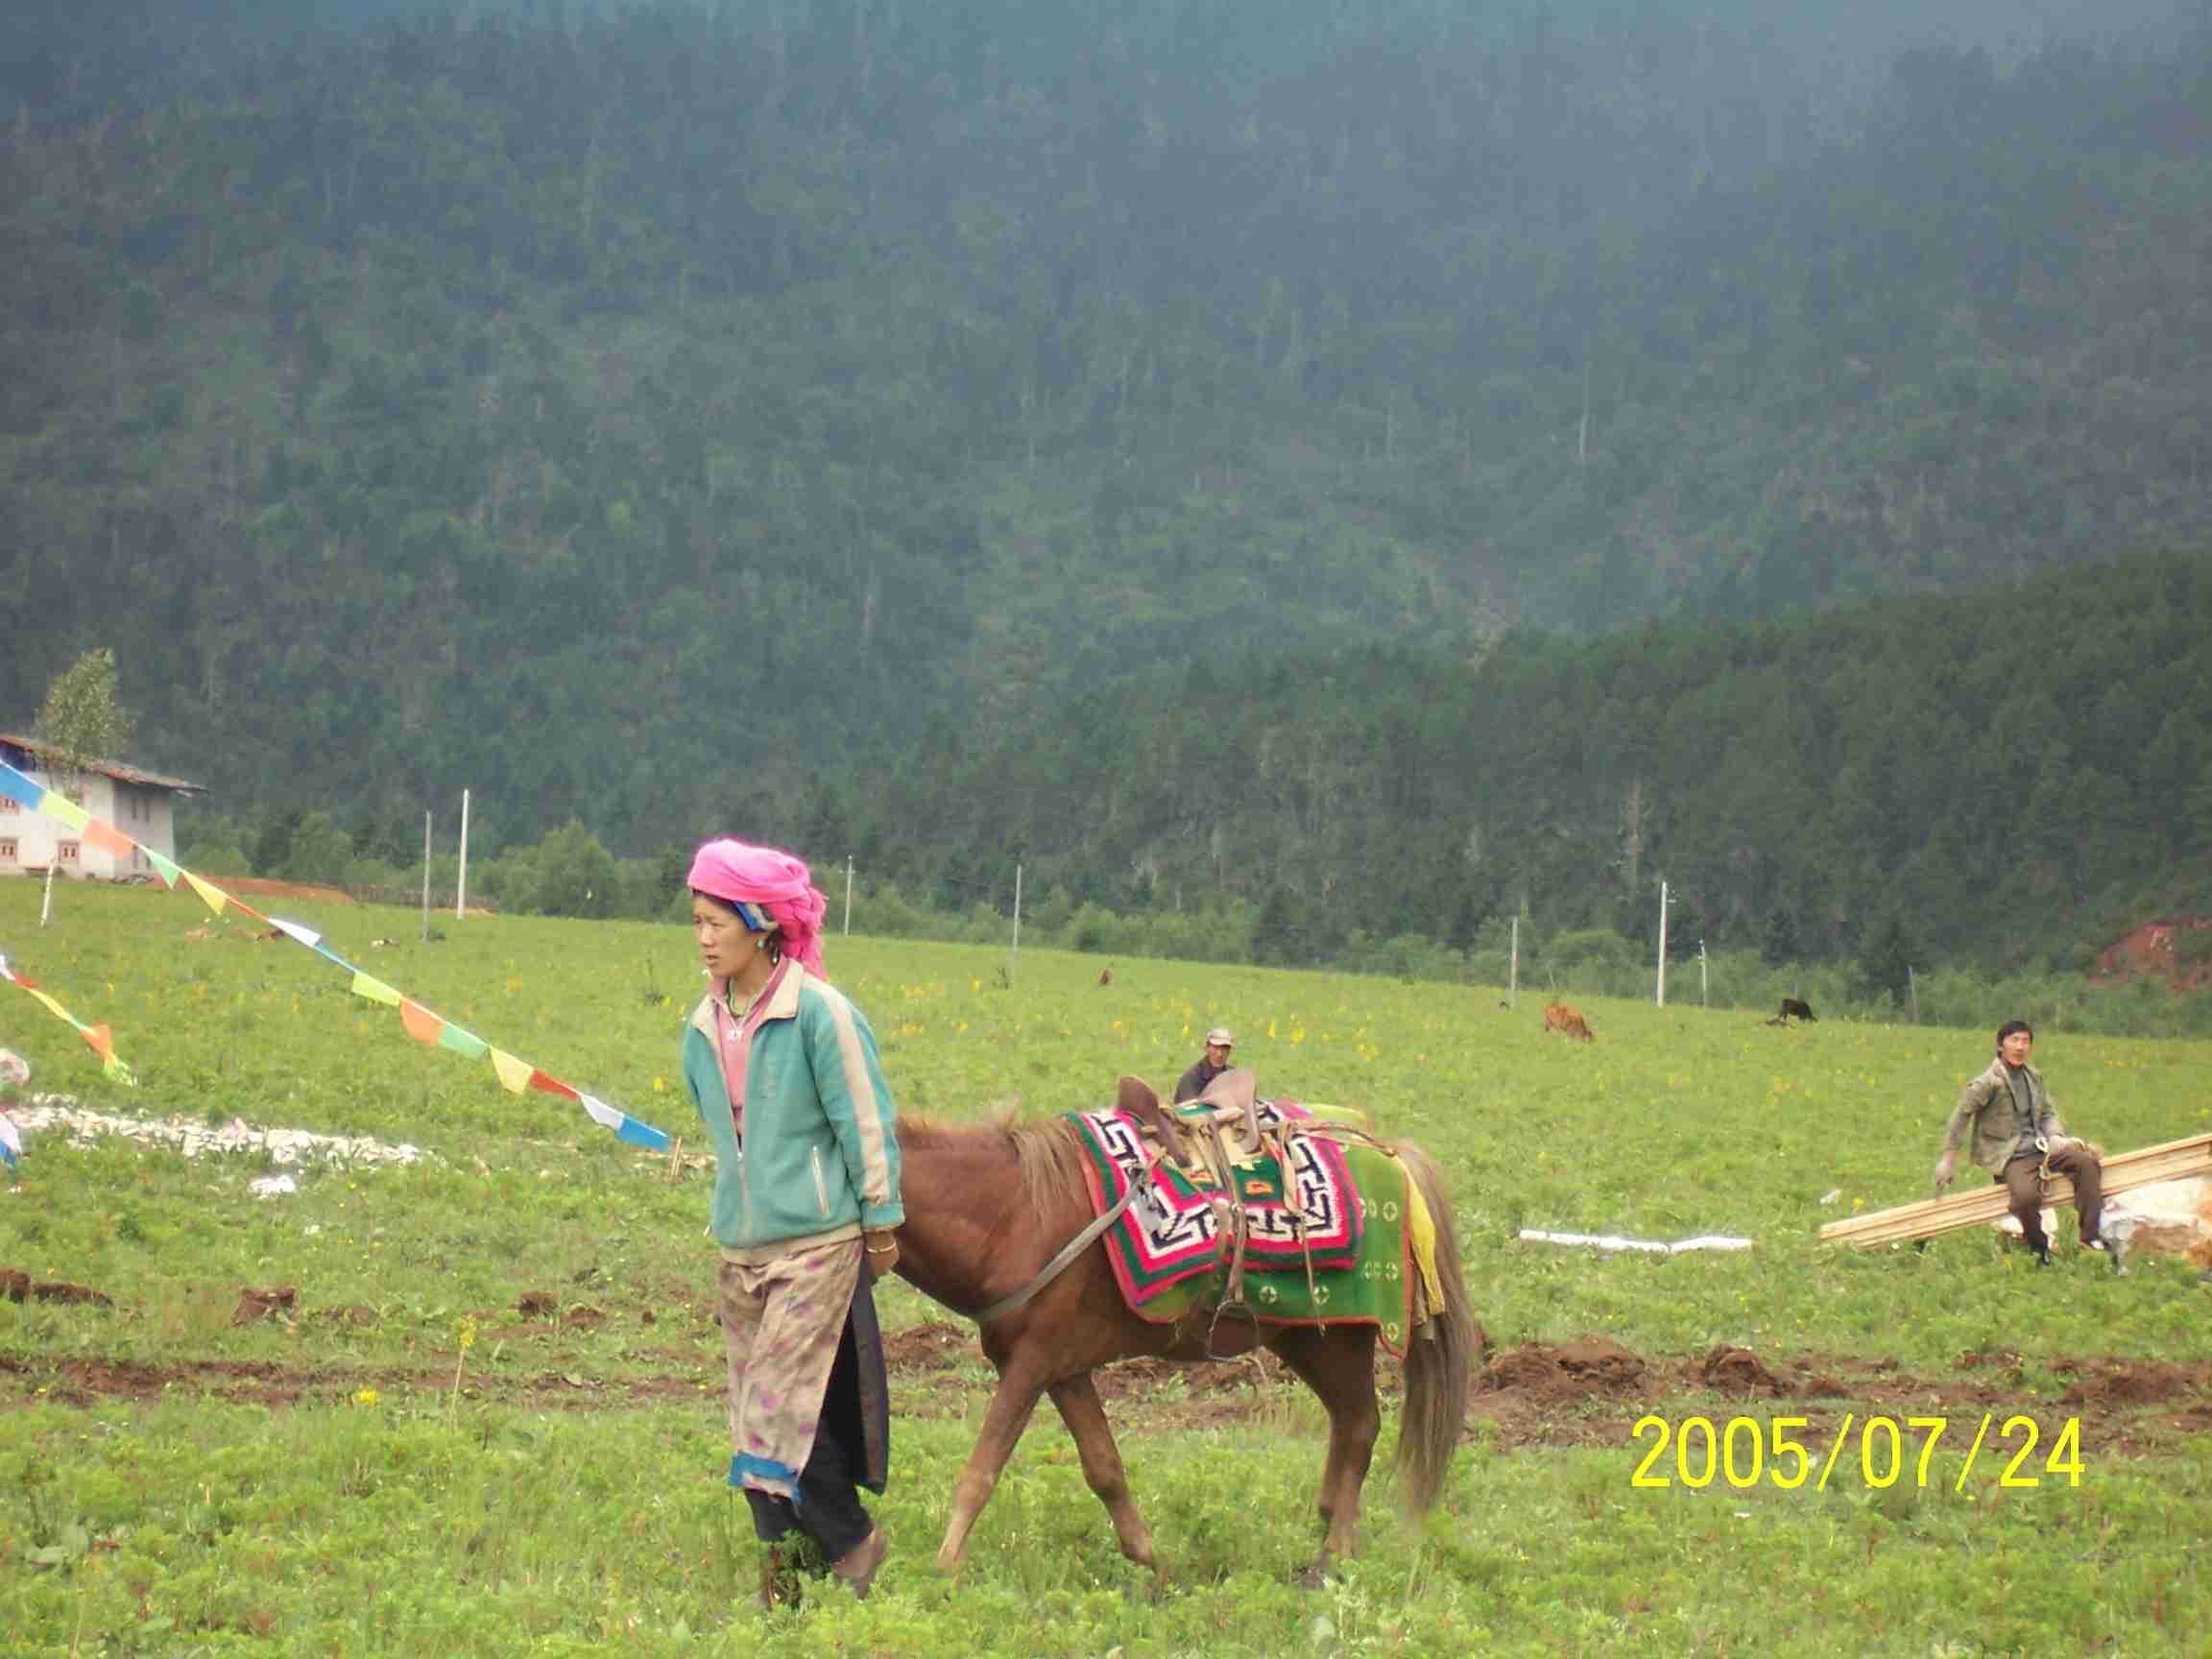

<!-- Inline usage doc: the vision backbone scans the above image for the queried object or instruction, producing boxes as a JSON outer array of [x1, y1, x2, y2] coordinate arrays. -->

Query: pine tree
[[1251, 885, 1304, 967], [1856, 908, 1917, 1009], [1761, 906, 1800, 968]]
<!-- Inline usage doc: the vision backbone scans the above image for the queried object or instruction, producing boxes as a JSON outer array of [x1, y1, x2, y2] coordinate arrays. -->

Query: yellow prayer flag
[[39, 792, 89, 831], [490, 1047, 535, 1094], [349, 972, 402, 1007], [182, 872, 229, 915]]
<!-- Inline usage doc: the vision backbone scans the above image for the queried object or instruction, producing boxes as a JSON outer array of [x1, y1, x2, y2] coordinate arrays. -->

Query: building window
[[57, 840, 80, 864], [0, 795, 18, 813], [0, 838, 16, 862]]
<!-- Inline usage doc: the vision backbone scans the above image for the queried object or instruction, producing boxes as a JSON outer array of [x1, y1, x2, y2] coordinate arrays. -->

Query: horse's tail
[[1392, 1140, 1481, 1515]]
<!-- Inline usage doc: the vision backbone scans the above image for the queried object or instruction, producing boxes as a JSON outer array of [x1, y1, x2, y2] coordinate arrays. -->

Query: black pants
[[745, 1314, 872, 1561]]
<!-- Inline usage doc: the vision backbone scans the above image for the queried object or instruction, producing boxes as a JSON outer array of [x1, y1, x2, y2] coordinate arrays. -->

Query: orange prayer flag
[[399, 999, 445, 1046], [84, 821, 135, 858]]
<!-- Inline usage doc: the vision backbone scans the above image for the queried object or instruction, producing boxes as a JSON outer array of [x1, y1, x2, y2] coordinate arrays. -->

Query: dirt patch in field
[[7, 1286, 2212, 1458], [4, 1340, 2209, 1456], [232, 1286, 297, 1325], [1699, 1344, 1789, 1398], [879, 1320, 976, 1370], [2052, 1358, 2197, 1408], [0, 1268, 113, 1307], [1481, 1335, 1646, 1401]]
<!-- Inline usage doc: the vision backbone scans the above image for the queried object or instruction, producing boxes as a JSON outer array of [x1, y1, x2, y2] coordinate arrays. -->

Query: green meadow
[[3, 879, 2207, 1656]]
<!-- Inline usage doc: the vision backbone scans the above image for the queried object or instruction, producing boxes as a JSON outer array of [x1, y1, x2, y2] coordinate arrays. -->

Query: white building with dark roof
[[0, 733, 205, 880]]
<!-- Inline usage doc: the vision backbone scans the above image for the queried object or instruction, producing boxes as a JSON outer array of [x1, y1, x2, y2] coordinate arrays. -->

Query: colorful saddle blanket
[[1070, 1103, 1423, 1357]]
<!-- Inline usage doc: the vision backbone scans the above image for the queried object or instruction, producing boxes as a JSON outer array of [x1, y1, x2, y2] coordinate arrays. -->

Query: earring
[[754, 934, 771, 952]]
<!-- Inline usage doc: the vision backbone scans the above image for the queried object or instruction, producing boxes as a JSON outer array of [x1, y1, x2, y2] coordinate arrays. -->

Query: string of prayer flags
[[0, 952, 135, 1086], [0, 757, 667, 1151]]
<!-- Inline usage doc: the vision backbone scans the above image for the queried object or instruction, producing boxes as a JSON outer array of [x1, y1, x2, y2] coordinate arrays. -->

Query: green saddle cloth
[[1124, 1141, 1421, 1358]]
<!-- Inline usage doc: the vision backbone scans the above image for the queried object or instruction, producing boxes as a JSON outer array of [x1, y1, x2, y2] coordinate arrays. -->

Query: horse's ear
[[1116, 1075, 1161, 1118]]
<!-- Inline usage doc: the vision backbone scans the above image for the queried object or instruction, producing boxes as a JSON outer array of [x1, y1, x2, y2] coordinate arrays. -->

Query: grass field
[[3, 879, 2208, 1655]]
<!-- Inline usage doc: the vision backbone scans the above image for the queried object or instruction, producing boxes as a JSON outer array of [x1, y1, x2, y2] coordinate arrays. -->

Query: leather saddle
[[1117, 1068, 1263, 1172], [1115, 1069, 1276, 1354]]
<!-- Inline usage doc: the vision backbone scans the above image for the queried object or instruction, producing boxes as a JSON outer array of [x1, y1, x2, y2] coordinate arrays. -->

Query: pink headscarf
[[687, 838, 830, 976]]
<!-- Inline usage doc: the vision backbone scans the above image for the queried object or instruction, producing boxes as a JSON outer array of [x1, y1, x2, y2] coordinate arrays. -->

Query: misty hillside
[[4, 0, 2210, 850], [837, 547, 2212, 978]]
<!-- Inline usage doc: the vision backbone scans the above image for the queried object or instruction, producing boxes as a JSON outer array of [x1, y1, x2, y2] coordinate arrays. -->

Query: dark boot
[[830, 1526, 888, 1599]]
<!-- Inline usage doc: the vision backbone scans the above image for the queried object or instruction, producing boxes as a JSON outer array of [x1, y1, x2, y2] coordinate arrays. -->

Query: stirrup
[[1205, 1298, 1259, 1360]]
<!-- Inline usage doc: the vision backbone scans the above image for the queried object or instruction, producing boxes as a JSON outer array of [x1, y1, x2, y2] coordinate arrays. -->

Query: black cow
[[1777, 998, 1815, 1023]]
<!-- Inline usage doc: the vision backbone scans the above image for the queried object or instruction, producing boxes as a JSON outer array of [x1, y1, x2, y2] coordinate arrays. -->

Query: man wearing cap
[[1933, 1020, 2110, 1268], [1174, 1028, 1237, 1104]]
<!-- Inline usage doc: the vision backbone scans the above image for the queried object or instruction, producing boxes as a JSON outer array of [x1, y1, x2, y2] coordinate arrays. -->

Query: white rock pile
[[4, 1093, 428, 1168]]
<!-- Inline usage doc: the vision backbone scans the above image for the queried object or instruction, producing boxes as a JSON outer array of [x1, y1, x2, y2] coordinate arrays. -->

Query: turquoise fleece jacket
[[682, 962, 904, 1256]]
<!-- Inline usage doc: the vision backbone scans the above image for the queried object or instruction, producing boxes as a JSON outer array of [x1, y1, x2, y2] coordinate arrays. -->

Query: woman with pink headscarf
[[682, 837, 904, 1606]]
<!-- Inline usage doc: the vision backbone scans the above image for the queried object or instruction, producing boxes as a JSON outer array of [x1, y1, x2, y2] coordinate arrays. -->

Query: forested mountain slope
[[841, 551, 2212, 974], [3, 2, 2209, 848]]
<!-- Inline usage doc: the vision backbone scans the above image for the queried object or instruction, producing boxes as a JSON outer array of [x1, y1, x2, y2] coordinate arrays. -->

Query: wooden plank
[[1819, 1133, 2212, 1248]]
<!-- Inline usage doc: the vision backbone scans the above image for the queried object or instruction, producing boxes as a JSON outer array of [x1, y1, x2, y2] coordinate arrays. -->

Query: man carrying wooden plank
[[1932, 1021, 2110, 1268]]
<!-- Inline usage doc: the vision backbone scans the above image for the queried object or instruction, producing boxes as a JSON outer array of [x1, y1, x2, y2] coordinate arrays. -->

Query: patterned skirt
[[719, 1236, 888, 1503]]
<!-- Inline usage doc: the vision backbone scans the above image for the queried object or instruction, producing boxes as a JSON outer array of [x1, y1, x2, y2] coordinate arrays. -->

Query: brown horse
[[888, 1079, 1480, 1585]]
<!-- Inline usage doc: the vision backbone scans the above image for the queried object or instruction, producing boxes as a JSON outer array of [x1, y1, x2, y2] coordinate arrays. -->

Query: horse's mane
[[900, 1113, 1090, 1220]]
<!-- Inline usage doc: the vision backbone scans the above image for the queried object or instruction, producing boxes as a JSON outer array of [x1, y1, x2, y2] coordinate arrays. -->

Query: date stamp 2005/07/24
[[1629, 1413, 2084, 1493]]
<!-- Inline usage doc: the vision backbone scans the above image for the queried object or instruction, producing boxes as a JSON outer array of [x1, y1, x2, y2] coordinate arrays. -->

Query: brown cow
[[1543, 1001, 1595, 1042]]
